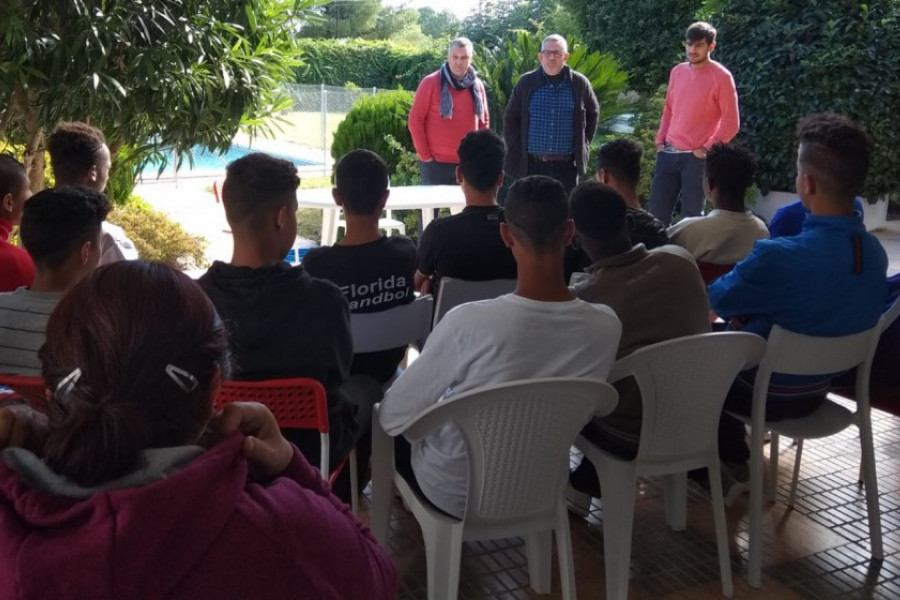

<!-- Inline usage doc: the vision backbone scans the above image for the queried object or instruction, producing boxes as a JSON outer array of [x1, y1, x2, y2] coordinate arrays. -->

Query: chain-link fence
[[267, 83, 382, 175]]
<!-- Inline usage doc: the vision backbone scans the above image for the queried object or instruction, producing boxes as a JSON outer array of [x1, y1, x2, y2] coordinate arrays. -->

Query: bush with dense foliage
[[109, 198, 208, 270], [296, 39, 445, 90], [564, 0, 701, 95], [330, 90, 415, 174], [706, 0, 900, 198]]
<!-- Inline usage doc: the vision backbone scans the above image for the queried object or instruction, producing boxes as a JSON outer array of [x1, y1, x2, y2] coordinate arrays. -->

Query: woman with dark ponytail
[[0, 261, 396, 599]]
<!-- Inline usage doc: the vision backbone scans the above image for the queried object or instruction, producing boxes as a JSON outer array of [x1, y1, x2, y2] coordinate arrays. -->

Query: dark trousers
[[419, 160, 458, 185], [648, 151, 706, 226], [527, 157, 578, 194], [717, 379, 826, 464]]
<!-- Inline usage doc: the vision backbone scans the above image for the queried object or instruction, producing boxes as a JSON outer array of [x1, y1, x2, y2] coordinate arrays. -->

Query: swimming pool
[[140, 144, 320, 178]]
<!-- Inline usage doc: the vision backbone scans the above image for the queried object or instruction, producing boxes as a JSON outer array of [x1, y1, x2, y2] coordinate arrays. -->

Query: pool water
[[141, 144, 320, 178]]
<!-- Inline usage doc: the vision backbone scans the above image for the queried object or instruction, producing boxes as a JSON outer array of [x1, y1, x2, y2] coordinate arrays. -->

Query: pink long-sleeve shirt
[[655, 61, 739, 151], [408, 70, 489, 164]]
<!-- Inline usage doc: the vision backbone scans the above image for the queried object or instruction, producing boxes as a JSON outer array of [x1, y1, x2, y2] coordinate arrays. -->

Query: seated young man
[[667, 143, 769, 264], [0, 186, 109, 375], [303, 150, 417, 384], [46, 122, 138, 264], [0, 155, 34, 292], [380, 175, 622, 518], [567, 181, 711, 497], [415, 129, 517, 295], [711, 113, 888, 470], [596, 138, 668, 250], [198, 153, 379, 498]]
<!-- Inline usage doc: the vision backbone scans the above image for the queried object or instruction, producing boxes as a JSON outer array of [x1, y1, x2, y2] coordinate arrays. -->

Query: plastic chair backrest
[[696, 261, 734, 285], [399, 377, 618, 528], [433, 277, 517, 327], [0, 374, 49, 411], [215, 378, 329, 432], [611, 332, 766, 467], [350, 295, 433, 353]]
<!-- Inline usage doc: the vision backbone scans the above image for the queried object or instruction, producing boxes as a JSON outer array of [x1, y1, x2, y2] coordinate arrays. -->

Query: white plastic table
[[297, 185, 465, 246]]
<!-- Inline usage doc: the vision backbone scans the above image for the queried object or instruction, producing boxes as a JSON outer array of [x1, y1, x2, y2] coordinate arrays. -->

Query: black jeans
[[527, 157, 578, 194]]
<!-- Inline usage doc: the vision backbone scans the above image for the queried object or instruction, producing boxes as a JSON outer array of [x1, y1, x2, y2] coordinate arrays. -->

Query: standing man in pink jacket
[[649, 21, 740, 225], [408, 37, 490, 186]]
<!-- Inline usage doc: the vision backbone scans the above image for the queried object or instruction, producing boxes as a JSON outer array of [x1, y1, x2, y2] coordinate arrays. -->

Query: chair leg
[[370, 414, 394, 547], [858, 417, 884, 559], [747, 423, 766, 588], [662, 472, 687, 531], [423, 521, 463, 600], [554, 505, 578, 600], [526, 530, 552, 594], [708, 452, 735, 597], [597, 461, 637, 600], [767, 433, 780, 503], [349, 448, 359, 514], [788, 439, 804, 508]]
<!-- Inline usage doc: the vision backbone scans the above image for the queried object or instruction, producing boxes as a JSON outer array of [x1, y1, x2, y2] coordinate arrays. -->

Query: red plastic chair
[[0, 374, 50, 413], [215, 377, 358, 512]]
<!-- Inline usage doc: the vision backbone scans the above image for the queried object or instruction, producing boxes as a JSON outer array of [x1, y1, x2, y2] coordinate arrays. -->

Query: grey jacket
[[503, 65, 600, 179]]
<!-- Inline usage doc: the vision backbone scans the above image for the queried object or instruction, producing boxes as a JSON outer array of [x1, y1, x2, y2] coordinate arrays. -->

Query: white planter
[[751, 190, 797, 224], [862, 196, 889, 232]]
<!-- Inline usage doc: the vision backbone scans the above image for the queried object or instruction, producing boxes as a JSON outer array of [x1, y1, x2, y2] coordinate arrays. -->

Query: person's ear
[[1, 193, 12, 214], [705, 175, 717, 192], [597, 169, 608, 184], [88, 164, 99, 183], [499, 222, 515, 248], [495, 171, 504, 187], [561, 219, 575, 246], [275, 205, 288, 230], [331, 188, 343, 208], [800, 172, 817, 196], [78, 240, 93, 265], [377, 189, 390, 211], [709, 41, 716, 53], [456, 166, 464, 185]]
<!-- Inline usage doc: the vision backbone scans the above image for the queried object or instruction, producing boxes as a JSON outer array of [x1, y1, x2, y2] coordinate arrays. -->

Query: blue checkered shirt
[[526, 73, 575, 155]]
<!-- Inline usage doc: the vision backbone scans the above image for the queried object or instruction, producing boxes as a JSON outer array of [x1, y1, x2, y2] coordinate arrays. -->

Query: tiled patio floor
[[360, 399, 900, 599]]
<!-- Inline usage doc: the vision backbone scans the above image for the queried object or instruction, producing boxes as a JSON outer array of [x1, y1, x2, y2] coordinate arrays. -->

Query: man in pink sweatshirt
[[648, 21, 740, 226], [408, 37, 490, 186]]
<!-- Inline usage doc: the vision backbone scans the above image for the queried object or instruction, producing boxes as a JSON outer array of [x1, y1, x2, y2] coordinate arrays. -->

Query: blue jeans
[[648, 151, 706, 226]]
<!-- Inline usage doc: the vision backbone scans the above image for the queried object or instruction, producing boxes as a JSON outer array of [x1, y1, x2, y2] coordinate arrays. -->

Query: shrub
[[706, 0, 900, 198], [330, 90, 415, 174], [296, 39, 445, 90], [109, 198, 208, 270]]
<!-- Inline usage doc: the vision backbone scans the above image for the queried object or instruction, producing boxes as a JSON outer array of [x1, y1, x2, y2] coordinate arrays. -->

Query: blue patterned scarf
[[439, 62, 485, 121]]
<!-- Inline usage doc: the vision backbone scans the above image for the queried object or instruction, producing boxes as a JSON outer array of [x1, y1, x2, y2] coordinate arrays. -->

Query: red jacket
[[0, 435, 397, 599], [408, 70, 489, 164], [0, 218, 34, 292]]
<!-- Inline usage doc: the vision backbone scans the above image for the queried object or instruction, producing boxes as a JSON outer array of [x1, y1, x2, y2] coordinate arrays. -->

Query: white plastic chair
[[370, 378, 619, 600], [731, 297, 900, 588], [350, 294, 433, 353], [432, 276, 517, 327], [575, 332, 767, 600]]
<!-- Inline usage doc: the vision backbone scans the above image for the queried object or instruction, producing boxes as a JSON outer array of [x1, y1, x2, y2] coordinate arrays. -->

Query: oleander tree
[[0, 0, 314, 197]]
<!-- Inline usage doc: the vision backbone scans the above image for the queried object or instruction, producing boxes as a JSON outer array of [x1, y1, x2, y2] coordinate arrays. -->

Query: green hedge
[[330, 90, 415, 175], [296, 39, 445, 90]]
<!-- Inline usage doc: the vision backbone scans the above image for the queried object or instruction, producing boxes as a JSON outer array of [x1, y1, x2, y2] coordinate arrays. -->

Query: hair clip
[[165, 364, 198, 394], [55, 367, 82, 401]]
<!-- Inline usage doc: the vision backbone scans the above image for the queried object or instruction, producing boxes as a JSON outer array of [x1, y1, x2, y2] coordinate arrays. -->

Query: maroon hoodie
[[0, 435, 397, 599]]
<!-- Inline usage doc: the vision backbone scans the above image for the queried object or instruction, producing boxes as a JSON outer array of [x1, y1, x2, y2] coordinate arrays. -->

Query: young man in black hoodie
[[198, 152, 378, 500]]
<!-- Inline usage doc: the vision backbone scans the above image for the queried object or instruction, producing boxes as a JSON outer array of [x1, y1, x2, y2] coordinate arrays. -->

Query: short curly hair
[[222, 152, 299, 228], [705, 143, 757, 204], [797, 113, 872, 201], [47, 122, 107, 184], [21, 186, 111, 269]]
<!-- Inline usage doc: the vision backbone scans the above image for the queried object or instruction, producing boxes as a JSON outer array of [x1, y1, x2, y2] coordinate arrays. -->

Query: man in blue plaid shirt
[[503, 34, 599, 193]]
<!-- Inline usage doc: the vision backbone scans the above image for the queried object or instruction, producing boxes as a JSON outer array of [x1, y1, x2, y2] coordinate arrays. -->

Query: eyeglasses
[[540, 50, 564, 58]]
